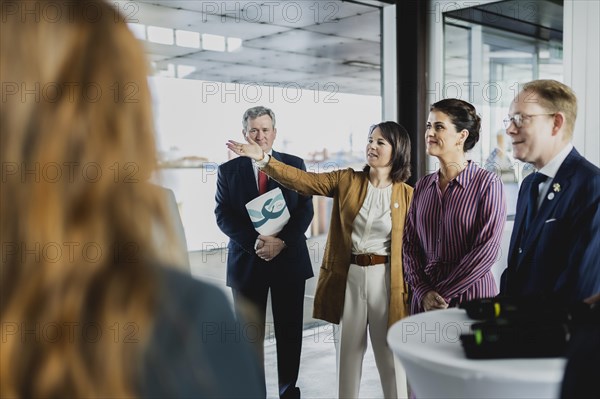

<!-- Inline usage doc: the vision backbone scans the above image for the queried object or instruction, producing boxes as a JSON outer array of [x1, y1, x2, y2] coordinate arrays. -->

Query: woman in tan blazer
[[228, 122, 413, 398]]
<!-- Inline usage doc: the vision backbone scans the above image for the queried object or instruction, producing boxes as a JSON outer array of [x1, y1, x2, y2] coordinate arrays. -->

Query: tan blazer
[[263, 157, 413, 326]]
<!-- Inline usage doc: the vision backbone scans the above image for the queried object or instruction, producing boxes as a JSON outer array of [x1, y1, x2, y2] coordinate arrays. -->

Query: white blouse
[[351, 181, 392, 256]]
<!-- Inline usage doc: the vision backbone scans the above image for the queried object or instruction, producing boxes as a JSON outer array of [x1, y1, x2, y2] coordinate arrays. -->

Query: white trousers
[[334, 263, 408, 399]]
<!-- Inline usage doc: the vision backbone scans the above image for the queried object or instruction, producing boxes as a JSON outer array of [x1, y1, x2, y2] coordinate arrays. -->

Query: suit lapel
[[513, 180, 529, 237], [240, 157, 259, 197], [509, 181, 529, 265], [519, 149, 579, 260]]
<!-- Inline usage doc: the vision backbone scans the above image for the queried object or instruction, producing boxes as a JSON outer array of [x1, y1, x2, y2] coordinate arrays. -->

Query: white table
[[387, 308, 567, 398]]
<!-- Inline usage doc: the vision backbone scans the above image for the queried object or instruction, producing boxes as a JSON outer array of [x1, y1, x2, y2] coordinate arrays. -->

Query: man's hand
[[255, 235, 286, 262], [423, 290, 449, 311]]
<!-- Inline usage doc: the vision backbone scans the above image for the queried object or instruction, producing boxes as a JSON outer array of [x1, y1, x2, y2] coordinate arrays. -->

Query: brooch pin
[[553, 183, 561, 192]]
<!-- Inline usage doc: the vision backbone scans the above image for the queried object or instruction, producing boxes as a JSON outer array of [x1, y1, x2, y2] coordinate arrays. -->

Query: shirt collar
[[537, 143, 573, 179], [429, 160, 476, 189]]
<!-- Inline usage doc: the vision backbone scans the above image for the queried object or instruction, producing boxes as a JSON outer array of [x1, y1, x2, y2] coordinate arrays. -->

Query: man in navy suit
[[500, 80, 600, 303], [215, 106, 313, 398]]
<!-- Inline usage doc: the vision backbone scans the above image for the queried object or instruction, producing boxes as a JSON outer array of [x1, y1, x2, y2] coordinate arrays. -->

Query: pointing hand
[[227, 136, 264, 161]]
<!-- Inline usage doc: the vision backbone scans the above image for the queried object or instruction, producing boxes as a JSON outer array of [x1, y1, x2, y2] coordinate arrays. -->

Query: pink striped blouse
[[403, 161, 506, 314]]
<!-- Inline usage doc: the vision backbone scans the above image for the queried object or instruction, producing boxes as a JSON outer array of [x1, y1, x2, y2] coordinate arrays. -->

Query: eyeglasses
[[503, 113, 555, 129]]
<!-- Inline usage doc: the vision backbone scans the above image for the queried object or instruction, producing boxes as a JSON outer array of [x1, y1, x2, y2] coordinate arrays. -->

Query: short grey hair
[[242, 106, 276, 132]]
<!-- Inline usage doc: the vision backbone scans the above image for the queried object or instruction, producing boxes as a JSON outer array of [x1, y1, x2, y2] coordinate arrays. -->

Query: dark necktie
[[258, 170, 268, 195], [525, 172, 547, 231]]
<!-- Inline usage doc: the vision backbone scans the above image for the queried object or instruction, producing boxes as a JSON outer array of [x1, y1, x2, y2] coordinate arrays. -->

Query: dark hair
[[242, 106, 276, 132], [363, 121, 411, 183], [430, 99, 481, 152]]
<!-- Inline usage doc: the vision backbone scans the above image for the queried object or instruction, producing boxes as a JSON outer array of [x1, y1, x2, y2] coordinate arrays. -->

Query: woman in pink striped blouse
[[403, 99, 507, 314]]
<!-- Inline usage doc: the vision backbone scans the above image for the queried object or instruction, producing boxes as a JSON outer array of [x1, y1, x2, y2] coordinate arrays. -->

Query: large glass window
[[150, 79, 381, 250], [443, 16, 562, 216], [129, 1, 386, 250]]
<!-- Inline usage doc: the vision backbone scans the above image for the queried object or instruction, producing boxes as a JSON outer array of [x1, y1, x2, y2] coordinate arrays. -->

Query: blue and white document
[[245, 187, 290, 236]]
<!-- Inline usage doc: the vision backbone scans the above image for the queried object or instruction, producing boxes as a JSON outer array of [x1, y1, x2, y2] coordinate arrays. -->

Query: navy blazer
[[501, 148, 600, 302], [215, 150, 314, 290]]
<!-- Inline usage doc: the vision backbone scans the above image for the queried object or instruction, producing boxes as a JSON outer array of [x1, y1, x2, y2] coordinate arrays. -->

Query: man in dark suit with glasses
[[500, 79, 600, 303]]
